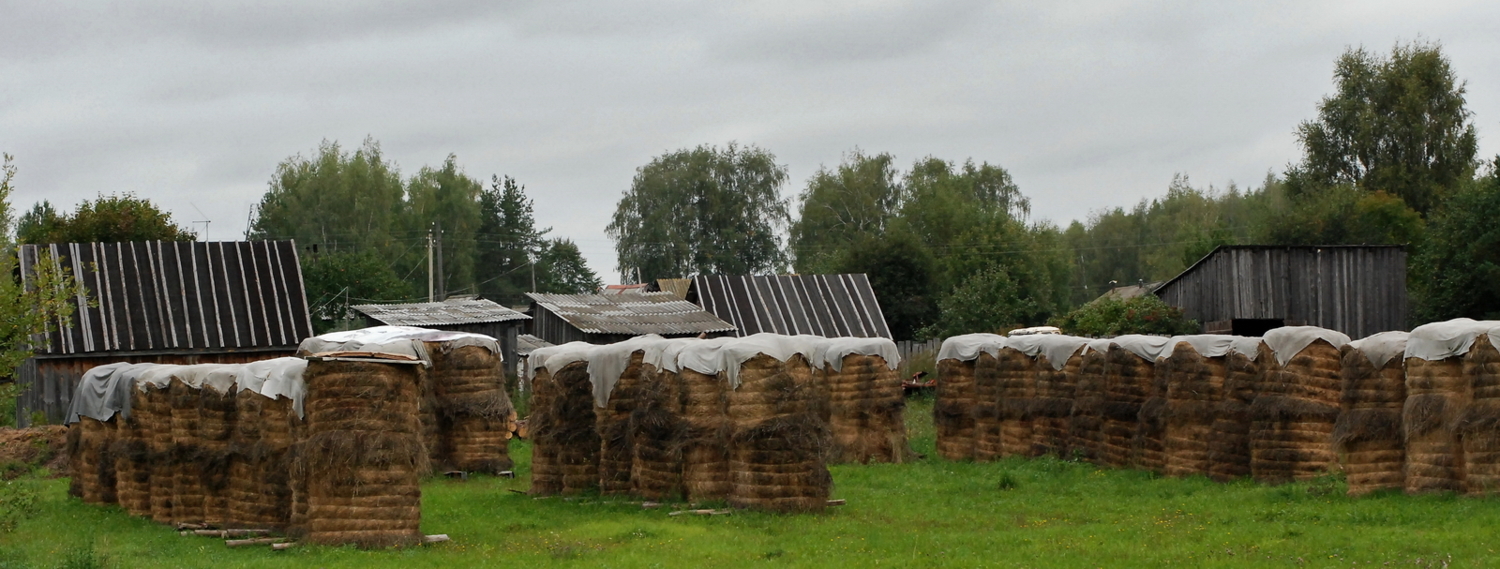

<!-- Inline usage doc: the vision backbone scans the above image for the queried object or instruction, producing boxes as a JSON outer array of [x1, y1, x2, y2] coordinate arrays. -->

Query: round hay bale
[[1163, 341, 1227, 478], [300, 359, 426, 548], [169, 379, 206, 525], [1462, 336, 1500, 495], [198, 385, 238, 528], [525, 365, 562, 495], [1250, 339, 1342, 484], [726, 354, 832, 513], [1033, 351, 1082, 459], [629, 365, 685, 500], [529, 361, 599, 496], [596, 351, 647, 495], [74, 415, 118, 505], [934, 357, 977, 461], [972, 352, 1003, 461], [141, 383, 177, 523], [429, 344, 515, 474], [1100, 346, 1155, 469]]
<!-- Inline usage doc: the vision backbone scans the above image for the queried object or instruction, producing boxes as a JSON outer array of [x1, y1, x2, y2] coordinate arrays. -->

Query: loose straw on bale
[[1032, 351, 1081, 459], [679, 366, 730, 501], [995, 347, 1036, 459], [143, 383, 176, 523], [597, 351, 647, 495], [972, 352, 1004, 461], [112, 389, 153, 517], [1335, 343, 1407, 496], [630, 363, 686, 500], [198, 384, 238, 528], [428, 344, 516, 474], [1101, 346, 1154, 469], [170, 378, 207, 526]]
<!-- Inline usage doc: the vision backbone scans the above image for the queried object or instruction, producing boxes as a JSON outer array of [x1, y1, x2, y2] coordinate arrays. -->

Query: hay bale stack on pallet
[[822, 337, 911, 464], [1068, 339, 1113, 463], [425, 337, 516, 474], [721, 336, 832, 513], [1208, 338, 1263, 482], [1101, 336, 1172, 469], [525, 342, 603, 496], [631, 340, 692, 500], [137, 366, 178, 524], [934, 334, 1003, 461], [1008, 335, 1090, 459], [112, 365, 155, 517], [1401, 319, 1490, 493], [592, 344, 651, 496], [972, 350, 1004, 461], [1335, 331, 1408, 495], [1161, 336, 1233, 478], [1250, 326, 1349, 483]]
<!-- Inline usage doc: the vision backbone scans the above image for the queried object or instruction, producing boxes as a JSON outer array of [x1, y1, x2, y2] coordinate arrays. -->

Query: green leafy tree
[[922, 265, 1029, 338], [1290, 41, 1478, 216], [1049, 295, 1199, 337], [789, 150, 903, 273], [18, 194, 195, 244], [535, 238, 603, 295], [249, 138, 407, 262], [1412, 160, 1500, 321], [404, 155, 483, 296], [608, 143, 791, 282], [477, 175, 549, 304], [836, 229, 938, 340], [0, 155, 90, 426], [301, 250, 416, 332]]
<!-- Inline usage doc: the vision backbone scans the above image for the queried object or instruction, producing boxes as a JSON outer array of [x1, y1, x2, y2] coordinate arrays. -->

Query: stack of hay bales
[[65, 363, 134, 505], [675, 338, 734, 501], [1251, 326, 1349, 483], [1401, 319, 1490, 493], [1135, 358, 1169, 475], [1334, 331, 1409, 496], [1068, 340, 1114, 463], [1010, 335, 1089, 458], [821, 337, 911, 464], [297, 351, 427, 548], [721, 335, 831, 513], [1207, 338, 1263, 482], [630, 340, 691, 500], [424, 335, 516, 474], [1161, 336, 1233, 478], [934, 334, 1002, 461], [525, 343, 601, 496], [1462, 327, 1500, 495], [993, 343, 1036, 458], [112, 365, 155, 517], [197, 370, 238, 528], [591, 341, 652, 495], [972, 349, 1005, 461], [1101, 336, 1171, 469], [137, 366, 178, 523]]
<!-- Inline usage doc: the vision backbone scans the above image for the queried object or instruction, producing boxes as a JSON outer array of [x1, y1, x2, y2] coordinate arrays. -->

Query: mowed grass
[[4, 395, 1500, 568]]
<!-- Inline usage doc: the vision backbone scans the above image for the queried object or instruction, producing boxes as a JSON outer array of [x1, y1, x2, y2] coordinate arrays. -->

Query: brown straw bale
[[1336, 343, 1406, 496], [934, 357, 977, 460], [1463, 337, 1500, 495], [530, 361, 599, 495], [112, 389, 153, 517], [825, 354, 912, 465], [1032, 352, 1081, 458], [141, 385, 175, 524], [428, 344, 515, 473], [526, 365, 562, 495], [169, 379, 206, 525], [198, 386, 238, 528], [74, 416, 118, 505], [1249, 339, 1346, 483], [994, 348, 1035, 458], [596, 350, 647, 495], [1100, 346, 1156, 469], [972, 352, 1003, 461], [679, 367, 730, 501], [1402, 353, 1469, 494], [1069, 347, 1108, 463], [727, 413, 832, 513]]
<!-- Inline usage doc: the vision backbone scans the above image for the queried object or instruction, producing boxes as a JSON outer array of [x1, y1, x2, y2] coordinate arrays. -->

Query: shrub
[[1050, 295, 1199, 337]]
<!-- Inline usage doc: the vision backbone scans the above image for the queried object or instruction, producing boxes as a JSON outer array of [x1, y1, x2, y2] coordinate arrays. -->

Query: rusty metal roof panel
[[689, 274, 893, 339], [21, 240, 315, 356], [526, 291, 737, 336], [352, 298, 530, 326]]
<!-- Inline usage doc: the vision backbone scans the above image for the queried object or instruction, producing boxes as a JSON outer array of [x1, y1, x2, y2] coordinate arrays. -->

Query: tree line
[[608, 41, 1498, 338]]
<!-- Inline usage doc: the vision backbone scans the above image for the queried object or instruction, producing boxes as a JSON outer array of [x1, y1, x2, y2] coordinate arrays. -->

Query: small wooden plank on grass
[[641, 501, 661, 509], [271, 542, 298, 551], [668, 509, 732, 516], [226, 537, 284, 548], [424, 534, 451, 544], [827, 499, 846, 506], [192, 529, 270, 538]]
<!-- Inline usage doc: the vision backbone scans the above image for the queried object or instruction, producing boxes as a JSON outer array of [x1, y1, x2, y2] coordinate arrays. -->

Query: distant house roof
[[652, 278, 692, 300], [21, 240, 314, 356], [688, 274, 893, 339], [526, 291, 737, 337], [516, 333, 553, 356], [352, 297, 530, 326], [1098, 282, 1162, 301]]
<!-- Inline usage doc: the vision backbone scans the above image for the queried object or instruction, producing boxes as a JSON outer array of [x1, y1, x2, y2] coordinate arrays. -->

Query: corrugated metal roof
[[517, 333, 553, 356], [526, 291, 737, 336], [352, 297, 530, 326], [21, 240, 314, 355], [689, 274, 893, 339], [653, 278, 691, 299]]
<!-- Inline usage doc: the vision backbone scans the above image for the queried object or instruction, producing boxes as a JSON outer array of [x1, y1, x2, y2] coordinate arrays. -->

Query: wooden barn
[[15, 240, 314, 426], [1153, 245, 1407, 338], [526, 291, 736, 345], [688, 274, 893, 339], [352, 296, 531, 376]]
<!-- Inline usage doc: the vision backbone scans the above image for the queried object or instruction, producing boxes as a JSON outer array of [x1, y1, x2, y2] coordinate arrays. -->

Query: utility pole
[[427, 226, 434, 303], [435, 221, 445, 301], [530, 252, 536, 293]]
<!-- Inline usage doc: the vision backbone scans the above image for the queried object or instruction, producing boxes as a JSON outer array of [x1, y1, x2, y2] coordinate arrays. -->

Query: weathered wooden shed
[[16, 240, 314, 426], [526, 291, 736, 345], [688, 274, 893, 339], [352, 296, 531, 376], [1153, 245, 1407, 338]]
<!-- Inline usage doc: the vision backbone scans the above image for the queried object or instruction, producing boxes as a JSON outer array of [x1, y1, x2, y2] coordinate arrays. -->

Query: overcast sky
[[4, 1, 1499, 281]]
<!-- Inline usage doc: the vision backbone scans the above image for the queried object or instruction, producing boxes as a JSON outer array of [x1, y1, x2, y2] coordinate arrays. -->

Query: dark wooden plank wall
[[1155, 247, 1407, 339], [16, 349, 296, 427]]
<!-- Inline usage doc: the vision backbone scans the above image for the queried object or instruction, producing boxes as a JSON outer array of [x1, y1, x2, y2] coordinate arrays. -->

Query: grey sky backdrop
[[5, 1, 1500, 281]]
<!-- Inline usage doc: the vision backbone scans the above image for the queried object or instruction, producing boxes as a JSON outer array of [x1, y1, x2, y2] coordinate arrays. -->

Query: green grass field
[[3, 395, 1499, 568]]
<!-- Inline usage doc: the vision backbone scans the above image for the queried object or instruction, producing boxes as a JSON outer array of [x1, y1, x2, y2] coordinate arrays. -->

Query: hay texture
[[299, 359, 426, 548], [1335, 334, 1408, 496], [1162, 341, 1228, 478], [73, 416, 117, 505], [1462, 336, 1500, 495], [529, 361, 601, 496], [726, 353, 831, 513], [169, 378, 207, 525], [995, 347, 1036, 459], [1251, 332, 1344, 484], [630, 364, 686, 500], [1101, 346, 1156, 469], [596, 351, 647, 495], [1067, 344, 1110, 463], [428, 344, 515, 474], [198, 386, 237, 528], [825, 353, 911, 464], [142, 384, 176, 523], [971, 352, 1005, 461], [679, 367, 730, 501], [1032, 351, 1082, 459], [1207, 344, 1262, 482], [112, 389, 153, 517], [934, 357, 978, 461]]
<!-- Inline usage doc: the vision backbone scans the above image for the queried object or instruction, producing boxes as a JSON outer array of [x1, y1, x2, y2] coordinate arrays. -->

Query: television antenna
[[189, 202, 211, 242]]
